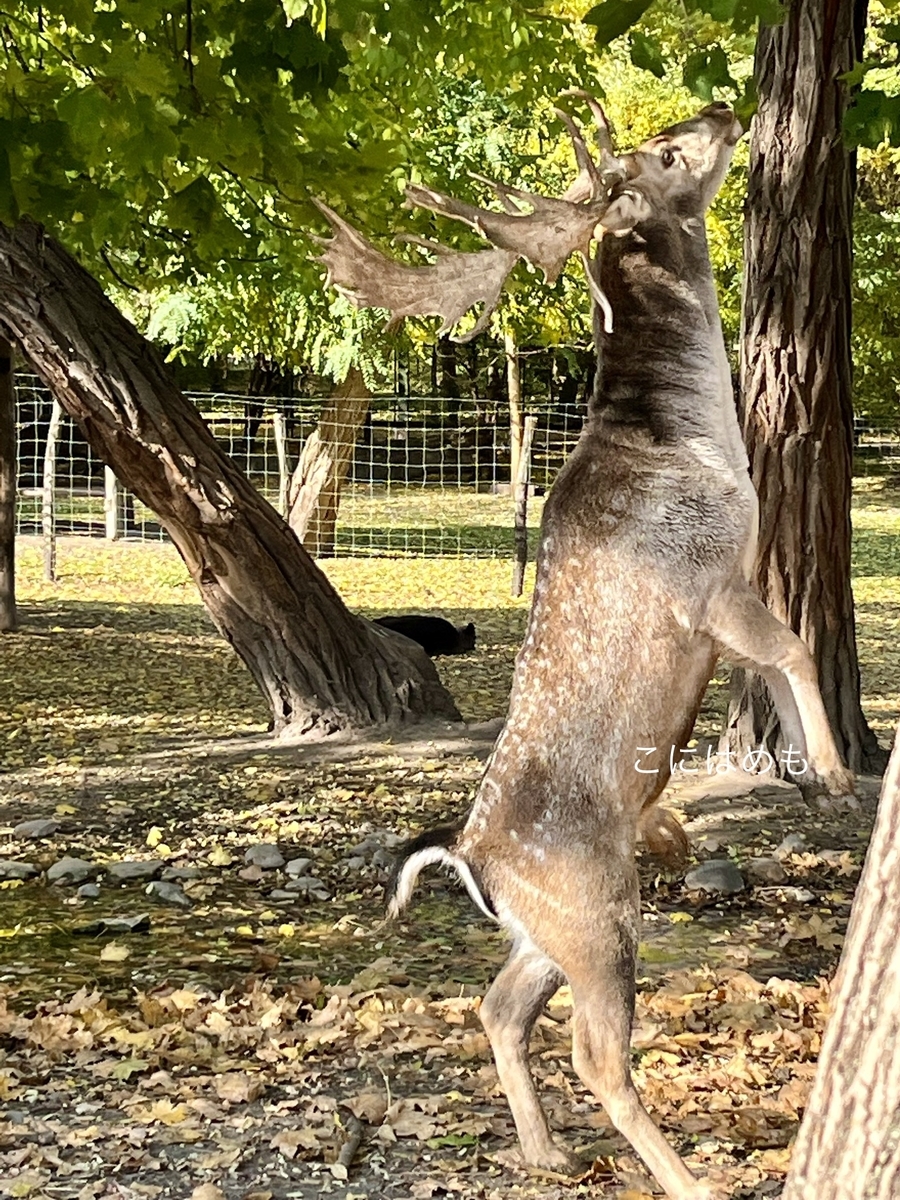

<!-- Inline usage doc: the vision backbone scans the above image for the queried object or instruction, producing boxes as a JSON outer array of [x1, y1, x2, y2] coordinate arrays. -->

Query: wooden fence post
[[104, 465, 124, 540], [272, 410, 290, 517], [0, 334, 15, 631], [511, 414, 537, 598], [42, 400, 63, 582]]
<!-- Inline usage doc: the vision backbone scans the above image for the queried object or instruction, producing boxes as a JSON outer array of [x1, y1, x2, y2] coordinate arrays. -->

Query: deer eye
[[660, 147, 677, 168]]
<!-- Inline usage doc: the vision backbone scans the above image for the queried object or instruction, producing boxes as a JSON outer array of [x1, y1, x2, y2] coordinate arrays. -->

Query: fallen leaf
[[99, 942, 130, 963], [191, 1186, 224, 1200]]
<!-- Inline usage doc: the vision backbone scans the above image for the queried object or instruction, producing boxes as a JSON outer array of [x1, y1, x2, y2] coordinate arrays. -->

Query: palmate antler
[[313, 97, 626, 341]]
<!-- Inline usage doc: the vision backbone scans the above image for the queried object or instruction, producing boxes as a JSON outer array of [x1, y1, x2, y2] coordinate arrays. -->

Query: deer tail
[[639, 804, 690, 868], [385, 826, 497, 921]]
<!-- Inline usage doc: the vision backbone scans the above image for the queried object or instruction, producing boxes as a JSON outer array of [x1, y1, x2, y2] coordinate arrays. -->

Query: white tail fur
[[388, 845, 497, 922]]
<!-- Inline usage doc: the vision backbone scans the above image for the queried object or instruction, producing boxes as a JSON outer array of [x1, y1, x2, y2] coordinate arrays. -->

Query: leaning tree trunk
[[288, 365, 371, 557], [0, 219, 460, 734], [0, 333, 15, 631], [781, 722, 900, 1199], [725, 0, 880, 773]]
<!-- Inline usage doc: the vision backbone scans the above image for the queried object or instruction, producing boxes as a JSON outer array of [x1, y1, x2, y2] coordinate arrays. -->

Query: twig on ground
[[330, 1108, 364, 1180]]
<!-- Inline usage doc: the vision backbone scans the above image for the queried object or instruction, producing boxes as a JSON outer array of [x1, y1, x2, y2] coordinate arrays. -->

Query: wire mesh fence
[[13, 376, 588, 560], [13, 374, 900, 562]]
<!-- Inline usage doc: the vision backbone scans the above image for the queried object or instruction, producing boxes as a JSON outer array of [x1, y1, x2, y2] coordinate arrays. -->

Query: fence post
[[511, 414, 537, 598], [0, 336, 15, 630], [42, 400, 64, 582], [505, 330, 522, 486], [272, 410, 290, 517], [104, 465, 124, 540]]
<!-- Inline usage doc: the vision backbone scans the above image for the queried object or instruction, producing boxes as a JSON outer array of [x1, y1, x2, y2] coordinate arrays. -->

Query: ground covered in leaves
[[1, 489, 899, 1200]]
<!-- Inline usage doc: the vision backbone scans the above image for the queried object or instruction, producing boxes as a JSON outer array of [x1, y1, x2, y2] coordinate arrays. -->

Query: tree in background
[[582, 0, 899, 772], [0, 0, 589, 728], [725, 0, 883, 772]]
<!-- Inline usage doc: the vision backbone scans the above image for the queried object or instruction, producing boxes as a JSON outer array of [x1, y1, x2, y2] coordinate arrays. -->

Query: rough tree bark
[[725, 0, 880, 773], [0, 332, 14, 631], [781, 723, 900, 1199], [288, 365, 371, 557], [0, 219, 460, 734]]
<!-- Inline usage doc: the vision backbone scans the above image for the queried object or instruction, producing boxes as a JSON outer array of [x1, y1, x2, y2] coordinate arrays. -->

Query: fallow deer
[[314, 99, 855, 1200]]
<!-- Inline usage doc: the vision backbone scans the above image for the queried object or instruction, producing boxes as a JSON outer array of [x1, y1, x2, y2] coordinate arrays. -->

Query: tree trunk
[[725, 0, 880, 773], [0, 219, 460, 734], [0, 333, 15, 632], [782, 723, 900, 1199], [288, 365, 371, 557]]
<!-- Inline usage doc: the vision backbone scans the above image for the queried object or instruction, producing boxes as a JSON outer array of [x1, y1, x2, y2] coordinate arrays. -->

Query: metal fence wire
[[14, 377, 588, 559], [14, 376, 900, 560]]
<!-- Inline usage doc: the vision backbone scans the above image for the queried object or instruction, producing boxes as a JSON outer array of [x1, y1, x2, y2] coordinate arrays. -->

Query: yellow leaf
[[191, 1186, 225, 1200], [0, 924, 22, 938], [277, 923, 295, 939], [235, 924, 255, 937], [146, 827, 163, 848], [100, 942, 130, 963], [669, 912, 694, 924], [207, 845, 234, 866], [135, 1098, 190, 1125], [270, 1128, 320, 1158], [55, 803, 78, 815], [6, 1175, 44, 1198], [215, 1072, 266, 1104]]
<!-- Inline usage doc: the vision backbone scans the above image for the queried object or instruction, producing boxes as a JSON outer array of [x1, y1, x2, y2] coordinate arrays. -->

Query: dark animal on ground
[[373, 615, 476, 656]]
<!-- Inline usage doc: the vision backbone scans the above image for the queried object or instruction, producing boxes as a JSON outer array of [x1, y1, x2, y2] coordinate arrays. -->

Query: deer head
[[313, 100, 741, 339]]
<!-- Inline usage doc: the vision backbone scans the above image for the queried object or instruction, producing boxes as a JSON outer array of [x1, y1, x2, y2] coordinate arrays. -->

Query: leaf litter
[[0, 527, 898, 1198]]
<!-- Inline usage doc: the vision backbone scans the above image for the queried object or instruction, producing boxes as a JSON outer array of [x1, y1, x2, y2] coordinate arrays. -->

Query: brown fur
[[336, 103, 856, 1200]]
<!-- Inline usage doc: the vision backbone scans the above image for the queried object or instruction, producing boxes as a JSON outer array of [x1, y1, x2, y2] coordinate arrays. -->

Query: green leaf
[[282, 0, 328, 36], [696, 0, 738, 19], [629, 31, 665, 78], [55, 87, 112, 154], [166, 176, 219, 233], [683, 45, 737, 102], [845, 90, 900, 148], [732, 0, 785, 29], [582, 0, 655, 47], [733, 77, 758, 128]]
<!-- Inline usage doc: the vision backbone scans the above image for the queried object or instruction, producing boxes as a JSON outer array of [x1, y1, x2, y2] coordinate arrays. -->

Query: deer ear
[[597, 189, 652, 235]]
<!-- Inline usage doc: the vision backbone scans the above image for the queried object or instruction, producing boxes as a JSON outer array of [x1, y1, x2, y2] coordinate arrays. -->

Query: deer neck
[[588, 224, 740, 456]]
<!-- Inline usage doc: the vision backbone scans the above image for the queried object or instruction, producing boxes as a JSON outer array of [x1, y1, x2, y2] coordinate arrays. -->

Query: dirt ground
[[0, 714, 884, 1200]]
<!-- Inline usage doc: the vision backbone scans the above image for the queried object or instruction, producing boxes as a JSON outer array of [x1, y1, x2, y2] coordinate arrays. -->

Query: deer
[[313, 99, 855, 1200]]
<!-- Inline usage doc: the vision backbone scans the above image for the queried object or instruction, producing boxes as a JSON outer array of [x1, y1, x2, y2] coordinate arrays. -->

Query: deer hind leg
[[562, 900, 720, 1199], [703, 585, 855, 805], [479, 943, 581, 1174]]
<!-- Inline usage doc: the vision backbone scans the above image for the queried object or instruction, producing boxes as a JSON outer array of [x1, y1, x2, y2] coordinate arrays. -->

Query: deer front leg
[[479, 944, 582, 1175], [703, 585, 856, 806]]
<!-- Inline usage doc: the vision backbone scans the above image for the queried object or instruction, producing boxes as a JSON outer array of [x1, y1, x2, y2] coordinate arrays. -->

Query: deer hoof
[[798, 767, 858, 812], [525, 1145, 586, 1177]]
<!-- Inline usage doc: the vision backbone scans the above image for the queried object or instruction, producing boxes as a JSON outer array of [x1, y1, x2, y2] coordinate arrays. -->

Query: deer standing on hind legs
[[315, 100, 855, 1200]]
